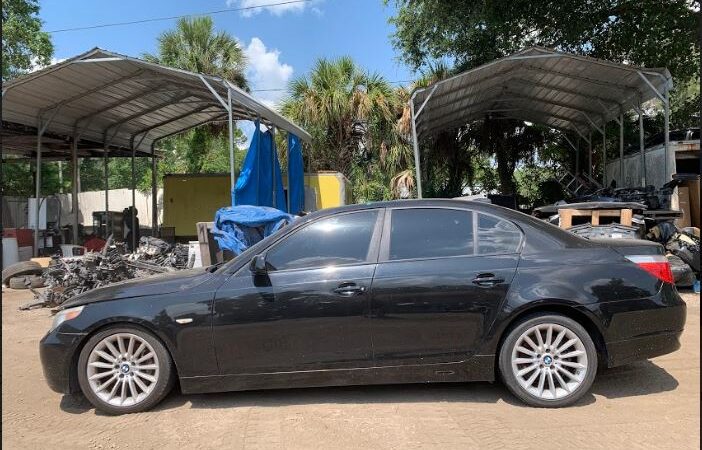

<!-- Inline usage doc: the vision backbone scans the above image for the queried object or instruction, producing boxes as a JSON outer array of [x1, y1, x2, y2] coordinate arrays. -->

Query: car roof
[[307, 198, 501, 216]]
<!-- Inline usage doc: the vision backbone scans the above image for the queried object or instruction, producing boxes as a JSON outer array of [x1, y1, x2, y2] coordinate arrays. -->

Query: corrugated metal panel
[[412, 47, 672, 139], [2, 48, 311, 159]]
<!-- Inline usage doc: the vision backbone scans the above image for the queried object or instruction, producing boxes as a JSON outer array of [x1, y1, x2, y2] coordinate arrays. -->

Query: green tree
[[1, 0, 54, 80], [143, 16, 250, 176], [281, 57, 412, 201], [387, 0, 700, 196]]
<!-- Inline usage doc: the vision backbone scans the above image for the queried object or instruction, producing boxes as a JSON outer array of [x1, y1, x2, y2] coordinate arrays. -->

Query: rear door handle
[[472, 273, 505, 287], [333, 282, 366, 296]]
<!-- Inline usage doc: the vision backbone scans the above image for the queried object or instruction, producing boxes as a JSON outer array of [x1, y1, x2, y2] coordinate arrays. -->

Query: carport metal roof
[[409, 47, 674, 197], [1, 47, 311, 159], [1, 48, 311, 254]]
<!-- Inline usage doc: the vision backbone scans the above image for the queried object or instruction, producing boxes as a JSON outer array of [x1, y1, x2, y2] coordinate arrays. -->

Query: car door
[[212, 209, 383, 375], [369, 207, 522, 366]]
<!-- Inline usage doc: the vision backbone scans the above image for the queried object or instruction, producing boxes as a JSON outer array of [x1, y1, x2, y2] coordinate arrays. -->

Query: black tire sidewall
[[77, 326, 174, 415], [499, 314, 598, 408]]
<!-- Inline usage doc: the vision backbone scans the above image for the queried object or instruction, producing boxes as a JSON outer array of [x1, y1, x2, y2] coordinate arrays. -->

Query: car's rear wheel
[[77, 326, 174, 414], [499, 314, 597, 407]]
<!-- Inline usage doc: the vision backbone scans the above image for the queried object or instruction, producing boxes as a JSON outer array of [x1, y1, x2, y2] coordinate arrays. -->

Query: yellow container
[[162, 171, 350, 238]]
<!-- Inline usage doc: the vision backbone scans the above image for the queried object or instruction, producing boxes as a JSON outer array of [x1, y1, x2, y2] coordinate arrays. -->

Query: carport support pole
[[588, 130, 592, 179], [619, 113, 624, 187], [151, 144, 158, 237], [104, 142, 109, 237], [33, 122, 43, 257], [71, 135, 79, 245], [664, 90, 671, 181], [227, 87, 236, 195], [409, 98, 422, 199], [639, 107, 646, 186], [131, 147, 136, 251], [601, 119, 607, 186], [575, 138, 580, 175]]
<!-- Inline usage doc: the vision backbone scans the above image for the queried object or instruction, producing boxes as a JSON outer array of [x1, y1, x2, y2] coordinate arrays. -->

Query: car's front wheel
[[77, 326, 175, 414], [499, 314, 597, 407]]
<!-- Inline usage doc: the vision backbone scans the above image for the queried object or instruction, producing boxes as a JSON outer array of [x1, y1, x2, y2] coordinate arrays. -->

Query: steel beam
[[409, 94, 423, 198], [131, 146, 136, 251], [71, 134, 79, 244], [664, 89, 671, 181], [619, 113, 624, 186], [638, 106, 646, 186], [601, 118, 607, 186], [151, 144, 158, 237], [227, 87, 236, 195], [588, 130, 592, 178]]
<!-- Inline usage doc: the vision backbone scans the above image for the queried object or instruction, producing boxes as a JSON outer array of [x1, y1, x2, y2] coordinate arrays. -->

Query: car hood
[[61, 267, 215, 308]]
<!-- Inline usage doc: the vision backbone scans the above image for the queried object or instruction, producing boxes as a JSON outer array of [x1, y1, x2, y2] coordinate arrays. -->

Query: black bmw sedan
[[40, 200, 686, 414]]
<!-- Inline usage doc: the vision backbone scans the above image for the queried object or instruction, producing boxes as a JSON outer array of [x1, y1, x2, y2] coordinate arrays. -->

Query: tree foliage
[[281, 57, 414, 201], [387, 0, 700, 200], [1, 0, 53, 80]]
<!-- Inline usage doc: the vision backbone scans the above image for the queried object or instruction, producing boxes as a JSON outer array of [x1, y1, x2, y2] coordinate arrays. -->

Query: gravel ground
[[2, 288, 699, 449]]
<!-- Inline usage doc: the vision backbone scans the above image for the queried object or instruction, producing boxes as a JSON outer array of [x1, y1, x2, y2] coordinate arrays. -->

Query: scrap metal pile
[[21, 236, 192, 310]]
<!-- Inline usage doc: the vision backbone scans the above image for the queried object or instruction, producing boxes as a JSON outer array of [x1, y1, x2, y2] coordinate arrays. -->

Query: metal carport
[[408, 47, 673, 198], [1, 48, 311, 255]]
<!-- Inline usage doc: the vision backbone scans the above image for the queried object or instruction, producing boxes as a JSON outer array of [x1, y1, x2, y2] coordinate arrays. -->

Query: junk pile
[[535, 178, 700, 289], [14, 236, 193, 310]]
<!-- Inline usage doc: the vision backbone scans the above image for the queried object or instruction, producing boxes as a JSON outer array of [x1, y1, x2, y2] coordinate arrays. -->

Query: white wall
[[56, 188, 163, 228]]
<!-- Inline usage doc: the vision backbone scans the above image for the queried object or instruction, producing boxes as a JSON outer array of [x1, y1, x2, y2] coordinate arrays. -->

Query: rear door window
[[477, 214, 522, 255], [389, 208, 474, 260]]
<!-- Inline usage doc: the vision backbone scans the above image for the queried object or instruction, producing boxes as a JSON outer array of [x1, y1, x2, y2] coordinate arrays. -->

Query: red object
[[627, 255, 675, 284], [83, 236, 107, 252], [3, 228, 34, 247]]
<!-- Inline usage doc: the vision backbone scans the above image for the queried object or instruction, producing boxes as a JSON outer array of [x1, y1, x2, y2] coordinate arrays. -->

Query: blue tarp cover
[[212, 205, 295, 254], [232, 120, 286, 211], [287, 133, 305, 214]]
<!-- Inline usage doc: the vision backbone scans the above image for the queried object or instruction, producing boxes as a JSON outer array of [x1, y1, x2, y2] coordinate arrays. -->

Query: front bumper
[[39, 329, 86, 394]]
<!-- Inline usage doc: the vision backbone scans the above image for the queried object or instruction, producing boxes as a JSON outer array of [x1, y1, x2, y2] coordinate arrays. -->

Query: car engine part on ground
[[667, 254, 696, 287], [646, 221, 678, 243], [8, 275, 44, 290], [2, 261, 44, 286], [20, 236, 191, 310], [666, 230, 700, 273], [568, 223, 642, 240]]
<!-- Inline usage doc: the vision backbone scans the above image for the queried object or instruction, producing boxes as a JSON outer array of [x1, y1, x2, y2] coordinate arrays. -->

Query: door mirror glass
[[250, 254, 268, 275]]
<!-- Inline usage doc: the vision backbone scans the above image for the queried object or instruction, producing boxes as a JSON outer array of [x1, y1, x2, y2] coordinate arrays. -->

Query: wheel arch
[[493, 303, 609, 372], [69, 320, 180, 393]]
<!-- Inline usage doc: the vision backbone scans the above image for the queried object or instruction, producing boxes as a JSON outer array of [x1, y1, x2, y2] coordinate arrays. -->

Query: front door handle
[[472, 273, 505, 287], [333, 282, 366, 296]]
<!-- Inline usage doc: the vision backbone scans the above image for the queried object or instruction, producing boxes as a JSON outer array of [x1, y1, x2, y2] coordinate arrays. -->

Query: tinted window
[[477, 214, 522, 255], [266, 211, 378, 270], [389, 208, 474, 260]]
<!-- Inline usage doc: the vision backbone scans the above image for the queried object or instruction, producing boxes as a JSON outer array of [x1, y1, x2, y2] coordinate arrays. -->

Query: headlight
[[50, 306, 84, 332]]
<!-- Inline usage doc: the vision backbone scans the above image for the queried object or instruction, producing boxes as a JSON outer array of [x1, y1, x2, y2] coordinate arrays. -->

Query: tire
[[77, 326, 175, 414], [2, 261, 43, 286], [499, 314, 598, 408], [8, 275, 44, 289]]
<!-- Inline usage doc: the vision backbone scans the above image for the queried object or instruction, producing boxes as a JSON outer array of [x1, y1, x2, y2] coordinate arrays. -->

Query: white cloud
[[227, 0, 322, 17], [244, 37, 293, 108], [29, 57, 67, 73]]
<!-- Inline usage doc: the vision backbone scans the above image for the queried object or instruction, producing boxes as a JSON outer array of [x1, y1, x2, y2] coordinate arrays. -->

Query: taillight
[[625, 255, 674, 284]]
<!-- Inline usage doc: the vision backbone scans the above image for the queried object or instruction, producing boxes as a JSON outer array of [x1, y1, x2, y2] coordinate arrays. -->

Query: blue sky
[[40, 0, 416, 109]]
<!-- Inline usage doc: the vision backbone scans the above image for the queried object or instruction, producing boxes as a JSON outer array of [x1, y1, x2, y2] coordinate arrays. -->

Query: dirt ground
[[2, 288, 699, 450]]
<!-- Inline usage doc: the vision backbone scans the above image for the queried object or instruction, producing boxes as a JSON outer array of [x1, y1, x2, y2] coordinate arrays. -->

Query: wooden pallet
[[558, 208, 633, 229]]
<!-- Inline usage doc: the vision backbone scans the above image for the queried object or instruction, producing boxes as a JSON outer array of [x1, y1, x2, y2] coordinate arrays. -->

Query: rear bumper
[[584, 284, 686, 368], [39, 330, 85, 394], [606, 330, 682, 367]]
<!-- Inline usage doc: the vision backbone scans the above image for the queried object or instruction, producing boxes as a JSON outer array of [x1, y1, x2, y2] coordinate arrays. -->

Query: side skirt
[[180, 355, 495, 394]]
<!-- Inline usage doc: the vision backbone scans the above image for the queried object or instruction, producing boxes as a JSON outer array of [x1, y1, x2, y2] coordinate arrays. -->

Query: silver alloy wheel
[[86, 332, 160, 407], [510, 323, 588, 400]]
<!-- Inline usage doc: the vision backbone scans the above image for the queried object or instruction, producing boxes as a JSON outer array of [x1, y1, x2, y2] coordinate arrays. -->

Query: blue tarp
[[287, 133, 305, 214], [212, 205, 295, 254], [232, 120, 286, 211]]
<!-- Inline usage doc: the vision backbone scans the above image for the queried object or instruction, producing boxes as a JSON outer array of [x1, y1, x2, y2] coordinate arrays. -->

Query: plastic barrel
[[2, 237, 19, 269]]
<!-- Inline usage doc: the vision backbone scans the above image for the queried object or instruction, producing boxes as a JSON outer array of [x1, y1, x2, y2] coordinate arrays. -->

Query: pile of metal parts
[[647, 224, 700, 288], [21, 236, 193, 310]]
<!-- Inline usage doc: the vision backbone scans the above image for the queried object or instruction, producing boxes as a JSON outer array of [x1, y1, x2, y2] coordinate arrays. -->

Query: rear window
[[477, 214, 522, 255], [389, 208, 474, 260]]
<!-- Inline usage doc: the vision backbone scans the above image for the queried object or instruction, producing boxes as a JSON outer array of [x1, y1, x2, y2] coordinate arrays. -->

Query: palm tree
[[281, 57, 417, 200], [143, 17, 248, 173], [143, 16, 248, 90]]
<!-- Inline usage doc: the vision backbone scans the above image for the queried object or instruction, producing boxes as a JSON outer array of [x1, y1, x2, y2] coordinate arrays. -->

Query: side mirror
[[250, 254, 268, 275]]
